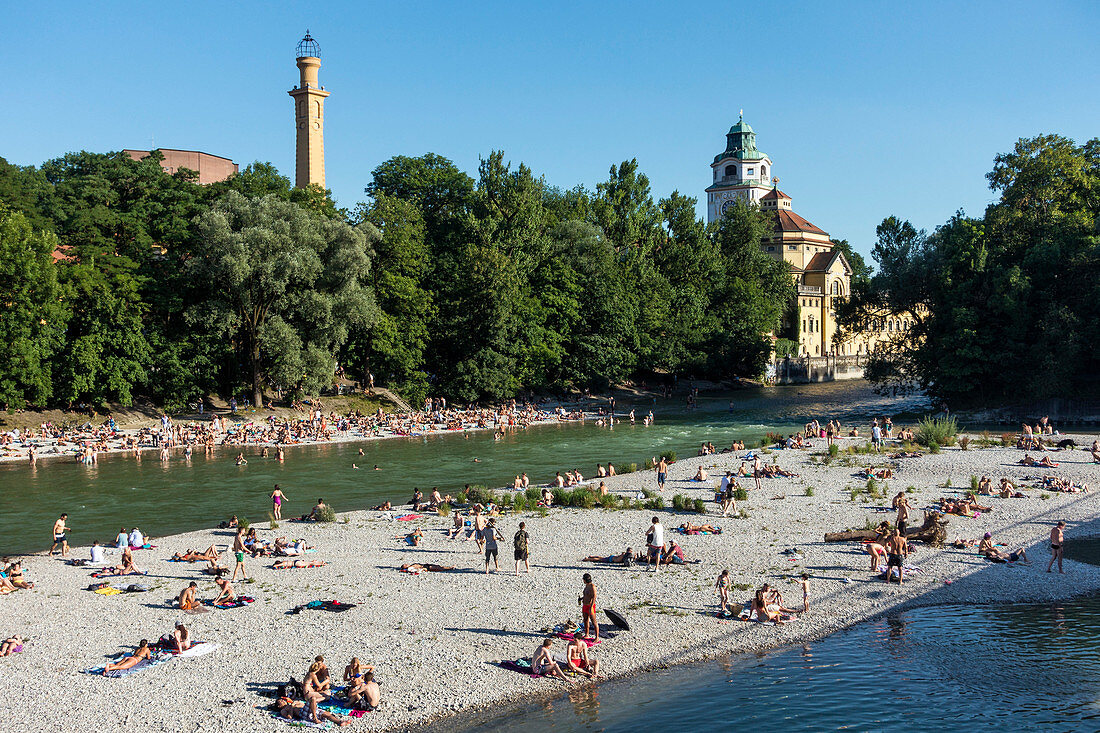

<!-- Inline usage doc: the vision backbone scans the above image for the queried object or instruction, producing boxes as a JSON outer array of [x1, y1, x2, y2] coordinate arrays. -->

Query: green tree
[[0, 207, 68, 407], [829, 238, 872, 285], [188, 192, 377, 406]]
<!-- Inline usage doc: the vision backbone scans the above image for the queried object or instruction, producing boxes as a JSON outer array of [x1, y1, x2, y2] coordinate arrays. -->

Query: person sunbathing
[[102, 639, 152, 675], [693, 466, 708, 481], [5, 563, 33, 589], [212, 576, 236, 605], [172, 545, 219, 564], [0, 635, 23, 656], [399, 563, 456, 572], [372, 501, 392, 511], [678, 523, 721, 534], [978, 534, 1029, 563], [170, 622, 192, 652], [531, 638, 571, 682], [273, 559, 326, 569], [407, 528, 423, 546], [278, 698, 350, 727], [303, 657, 332, 698], [582, 548, 634, 565]]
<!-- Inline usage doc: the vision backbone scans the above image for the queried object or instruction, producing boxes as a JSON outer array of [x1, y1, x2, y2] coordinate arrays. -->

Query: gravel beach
[[3, 433, 1099, 732]]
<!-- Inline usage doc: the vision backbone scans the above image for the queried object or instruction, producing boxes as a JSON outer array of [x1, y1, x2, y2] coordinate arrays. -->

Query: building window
[[767, 246, 775, 251], [789, 245, 797, 250], [747, 168, 754, 175], [761, 165, 767, 180], [724, 165, 736, 178]]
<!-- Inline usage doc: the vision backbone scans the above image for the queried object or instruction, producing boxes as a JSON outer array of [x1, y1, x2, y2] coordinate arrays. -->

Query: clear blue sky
[[3, 1, 1097, 259]]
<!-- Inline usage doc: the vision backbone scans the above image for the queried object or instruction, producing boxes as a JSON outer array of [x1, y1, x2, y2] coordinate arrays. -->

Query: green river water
[[0, 382, 927, 556]]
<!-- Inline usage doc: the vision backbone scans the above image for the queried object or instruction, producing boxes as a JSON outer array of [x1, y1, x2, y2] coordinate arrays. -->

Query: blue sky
[[2, 1, 1097, 259]]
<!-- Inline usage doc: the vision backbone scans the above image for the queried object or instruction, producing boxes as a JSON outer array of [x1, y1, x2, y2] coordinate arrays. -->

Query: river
[[0, 382, 926, 556]]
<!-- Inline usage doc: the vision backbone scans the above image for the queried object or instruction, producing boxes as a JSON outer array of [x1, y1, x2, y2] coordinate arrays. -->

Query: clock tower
[[705, 113, 773, 223], [288, 31, 330, 190]]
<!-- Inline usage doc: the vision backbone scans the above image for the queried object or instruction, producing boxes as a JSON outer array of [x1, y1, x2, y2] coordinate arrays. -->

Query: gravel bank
[[3, 434, 1099, 732]]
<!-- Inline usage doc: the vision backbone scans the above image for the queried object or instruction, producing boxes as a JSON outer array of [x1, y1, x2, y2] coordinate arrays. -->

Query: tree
[[188, 192, 377, 406], [0, 207, 68, 407], [829, 238, 872, 285]]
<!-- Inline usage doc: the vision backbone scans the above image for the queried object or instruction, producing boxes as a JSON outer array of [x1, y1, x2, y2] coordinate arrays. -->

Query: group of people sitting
[[1035, 475, 1090, 494], [0, 560, 33, 593], [748, 583, 800, 623], [976, 476, 1026, 498], [274, 655, 380, 725], [530, 636, 600, 682]]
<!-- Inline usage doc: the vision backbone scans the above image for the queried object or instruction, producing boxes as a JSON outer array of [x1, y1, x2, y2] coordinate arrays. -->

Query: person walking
[[231, 527, 249, 582], [50, 513, 70, 557], [646, 516, 665, 572], [1048, 521, 1066, 574], [513, 521, 530, 575], [483, 519, 503, 574], [656, 456, 668, 491], [270, 485, 288, 521]]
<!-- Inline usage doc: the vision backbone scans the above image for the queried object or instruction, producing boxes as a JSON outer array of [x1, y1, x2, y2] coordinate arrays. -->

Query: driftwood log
[[824, 512, 948, 547]]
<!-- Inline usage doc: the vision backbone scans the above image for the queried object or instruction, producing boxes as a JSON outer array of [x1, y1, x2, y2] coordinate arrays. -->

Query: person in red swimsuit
[[579, 573, 599, 641]]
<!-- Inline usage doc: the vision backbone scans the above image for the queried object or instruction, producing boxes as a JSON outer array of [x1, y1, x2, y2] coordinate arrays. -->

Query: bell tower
[[288, 31, 330, 189]]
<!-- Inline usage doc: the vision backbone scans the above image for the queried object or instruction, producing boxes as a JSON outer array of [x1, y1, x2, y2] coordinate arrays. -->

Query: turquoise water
[[0, 382, 924, 556], [453, 596, 1100, 732]]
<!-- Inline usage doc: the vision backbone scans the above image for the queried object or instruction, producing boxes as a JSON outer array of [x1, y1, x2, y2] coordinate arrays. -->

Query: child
[[799, 573, 810, 613], [715, 569, 731, 616]]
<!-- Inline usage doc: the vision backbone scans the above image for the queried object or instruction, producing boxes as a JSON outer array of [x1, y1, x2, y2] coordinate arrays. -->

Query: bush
[[512, 495, 528, 512], [525, 487, 542, 503], [671, 494, 687, 511], [499, 493, 514, 508], [969, 475, 979, 491], [916, 415, 959, 447], [906, 486, 916, 493], [267, 512, 278, 530], [315, 505, 336, 523], [828, 443, 839, 457], [928, 441, 941, 454], [693, 498, 707, 514], [552, 488, 570, 506], [599, 494, 620, 510], [239, 516, 251, 533], [804, 487, 815, 497], [765, 431, 785, 445], [644, 497, 665, 510], [642, 488, 658, 499], [660, 450, 677, 463], [1000, 433, 1014, 447], [733, 487, 748, 501], [627, 463, 638, 474], [437, 502, 452, 516], [959, 436, 971, 451]]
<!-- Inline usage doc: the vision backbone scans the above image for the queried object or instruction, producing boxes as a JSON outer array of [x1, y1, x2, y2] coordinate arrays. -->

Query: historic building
[[288, 31, 330, 190], [123, 149, 237, 185], [707, 117, 911, 357]]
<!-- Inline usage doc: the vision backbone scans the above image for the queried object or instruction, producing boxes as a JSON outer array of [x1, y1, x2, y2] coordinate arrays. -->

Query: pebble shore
[[3, 434, 1099, 732]]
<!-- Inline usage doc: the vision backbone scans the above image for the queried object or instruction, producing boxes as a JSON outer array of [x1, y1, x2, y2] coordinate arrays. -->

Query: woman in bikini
[[0, 635, 23, 656], [102, 639, 152, 675]]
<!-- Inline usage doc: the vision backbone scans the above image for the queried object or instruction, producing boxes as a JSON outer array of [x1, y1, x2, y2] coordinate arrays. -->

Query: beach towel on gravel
[[395, 514, 423, 521], [206, 595, 255, 609], [499, 659, 542, 678], [264, 710, 332, 729], [290, 600, 357, 614]]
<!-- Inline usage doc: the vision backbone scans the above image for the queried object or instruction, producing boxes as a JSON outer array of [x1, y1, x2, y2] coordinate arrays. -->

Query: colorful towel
[[500, 658, 542, 678], [206, 595, 255, 609], [555, 632, 600, 646], [94, 586, 123, 596], [395, 514, 423, 521]]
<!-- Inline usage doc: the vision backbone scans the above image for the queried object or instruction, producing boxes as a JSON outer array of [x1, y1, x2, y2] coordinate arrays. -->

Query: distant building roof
[[760, 187, 791, 201], [123, 149, 238, 185], [773, 209, 828, 236]]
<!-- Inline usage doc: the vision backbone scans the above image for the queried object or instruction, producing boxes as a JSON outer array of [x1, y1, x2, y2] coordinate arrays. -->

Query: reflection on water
[[0, 382, 928, 555], [451, 596, 1100, 732]]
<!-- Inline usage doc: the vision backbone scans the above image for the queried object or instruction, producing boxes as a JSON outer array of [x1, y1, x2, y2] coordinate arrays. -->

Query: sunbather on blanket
[[978, 533, 1029, 563], [678, 522, 722, 534], [1019, 454, 1058, 467], [399, 563, 455, 573], [212, 576, 236, 606], [171, 545, 220, 566], [532, 638, 571, 682], [278, 697, 350, 727], [582, 547, 634, 565], [102, 639, 152, 675], [273, 559, 327, 569], [176, 581, 200, 610], [0, 635, 24, 656]]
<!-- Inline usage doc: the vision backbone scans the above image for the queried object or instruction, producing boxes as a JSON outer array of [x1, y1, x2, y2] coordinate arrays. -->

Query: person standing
[[483, 519, 503, 574], [231, 527, 249, 582], [1048, 521, 1066, 574], [646, 516, 665, 572], [885, 529, 908, 585], [753, 454, 762, 491], [895, 495, 910, 536], [50, 513, 70, 557], [579, 573, 599, 640], [513, 521, 530, 575], [799, 573, 810, 613], [656, 456, 668, 491], [715, 569, 731, 616], [271, 485, 287, 520], [871, 422, 883, 450]]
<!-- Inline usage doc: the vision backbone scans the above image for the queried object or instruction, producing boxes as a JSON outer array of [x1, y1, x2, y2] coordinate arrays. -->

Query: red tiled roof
[[773, 209, 828, 236], [760, 188, 791, 201], [804, 251, 835, 271]]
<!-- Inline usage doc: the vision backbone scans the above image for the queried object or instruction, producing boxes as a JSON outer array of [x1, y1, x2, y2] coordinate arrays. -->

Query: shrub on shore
[[733, 487, 748, 501], [239, 516, 251, 532], [916, 415, 958, 447], [828, 444, 839, 457], [959, 435, 971, 451], [671, 494, 687, 511], [928, 441, 941, 454], [970, 475, 980, 491], [315, 505, 336, 523], [692, 498, 707, 513], [437, 502, 452, 516]]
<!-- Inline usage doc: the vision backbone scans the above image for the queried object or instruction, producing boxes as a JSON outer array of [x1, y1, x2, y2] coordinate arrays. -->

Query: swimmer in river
[[373, 464, 380, 470]]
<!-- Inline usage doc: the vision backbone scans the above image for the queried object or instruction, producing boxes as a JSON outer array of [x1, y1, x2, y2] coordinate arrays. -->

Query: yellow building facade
[[288, 31, 329, 190], [707, 118, 914, 357]]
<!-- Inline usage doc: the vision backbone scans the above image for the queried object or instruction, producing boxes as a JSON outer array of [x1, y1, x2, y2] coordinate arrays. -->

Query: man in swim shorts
[[655, 457, 668, 490], [50, 514, 70, 557], [1048, 521, 1065, 574], [566, 635, 600, 679], [177, 581, 199, 610], [884, 529, 908, 584], [531, 638, 570, 682], [579, 573, 599, 641], [231, 527, 248, 582], [483, 519, 503, 574], [514, 521, 530, 575]]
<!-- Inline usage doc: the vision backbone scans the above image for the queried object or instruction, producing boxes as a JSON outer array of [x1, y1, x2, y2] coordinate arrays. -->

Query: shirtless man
[[399, 563, 455, 572], [895, 495, 911, 536], [579, 573, 599, 641], [884, 529, 909, 584], [582, 548, 634, 565], [308, 498, 327, 521], [753, 455, 763, 491], [656, 457, 668, 491], [279, 698, 350, 727], [978, 533, 1029, 563], [531, 638, 570, 682], [1048, 521, 1065, 574], [212, 576, 236, 605], [231, 528, 249, 582], [566, 635, 600, 679], [50, 513, 70, 557], [177, 581, 199, 610], [473, 507, 488, 553]]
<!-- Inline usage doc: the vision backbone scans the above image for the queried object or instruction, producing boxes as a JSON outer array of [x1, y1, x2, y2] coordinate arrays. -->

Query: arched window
[[831, 280, 841, 296], [724, 165, 736, 178], [760, 165, 767, 180]]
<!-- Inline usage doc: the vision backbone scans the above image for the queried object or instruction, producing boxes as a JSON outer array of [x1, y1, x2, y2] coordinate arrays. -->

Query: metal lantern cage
[[296, 31, 321, 58]]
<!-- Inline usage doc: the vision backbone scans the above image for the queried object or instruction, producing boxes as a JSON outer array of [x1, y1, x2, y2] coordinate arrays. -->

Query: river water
[[451, 595, 1100, 732], [0, 382, 926, 556]]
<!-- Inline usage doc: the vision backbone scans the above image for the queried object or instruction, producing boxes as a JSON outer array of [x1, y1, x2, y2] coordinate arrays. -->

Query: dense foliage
[[0, 149, 792, 409], [838, 134, 1100, 406]]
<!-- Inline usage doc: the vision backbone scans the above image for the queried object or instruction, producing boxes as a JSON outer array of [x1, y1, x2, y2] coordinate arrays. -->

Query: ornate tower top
[[296, 30, 321, 59], [716, 113, 766, 162]]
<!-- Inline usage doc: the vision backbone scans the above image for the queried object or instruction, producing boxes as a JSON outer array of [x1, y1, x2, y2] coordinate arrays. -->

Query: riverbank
[[2, 434, 1098, 732]]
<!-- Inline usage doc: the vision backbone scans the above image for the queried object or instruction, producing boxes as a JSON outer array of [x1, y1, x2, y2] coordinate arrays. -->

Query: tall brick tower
[[288, 31, 330, 189]]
